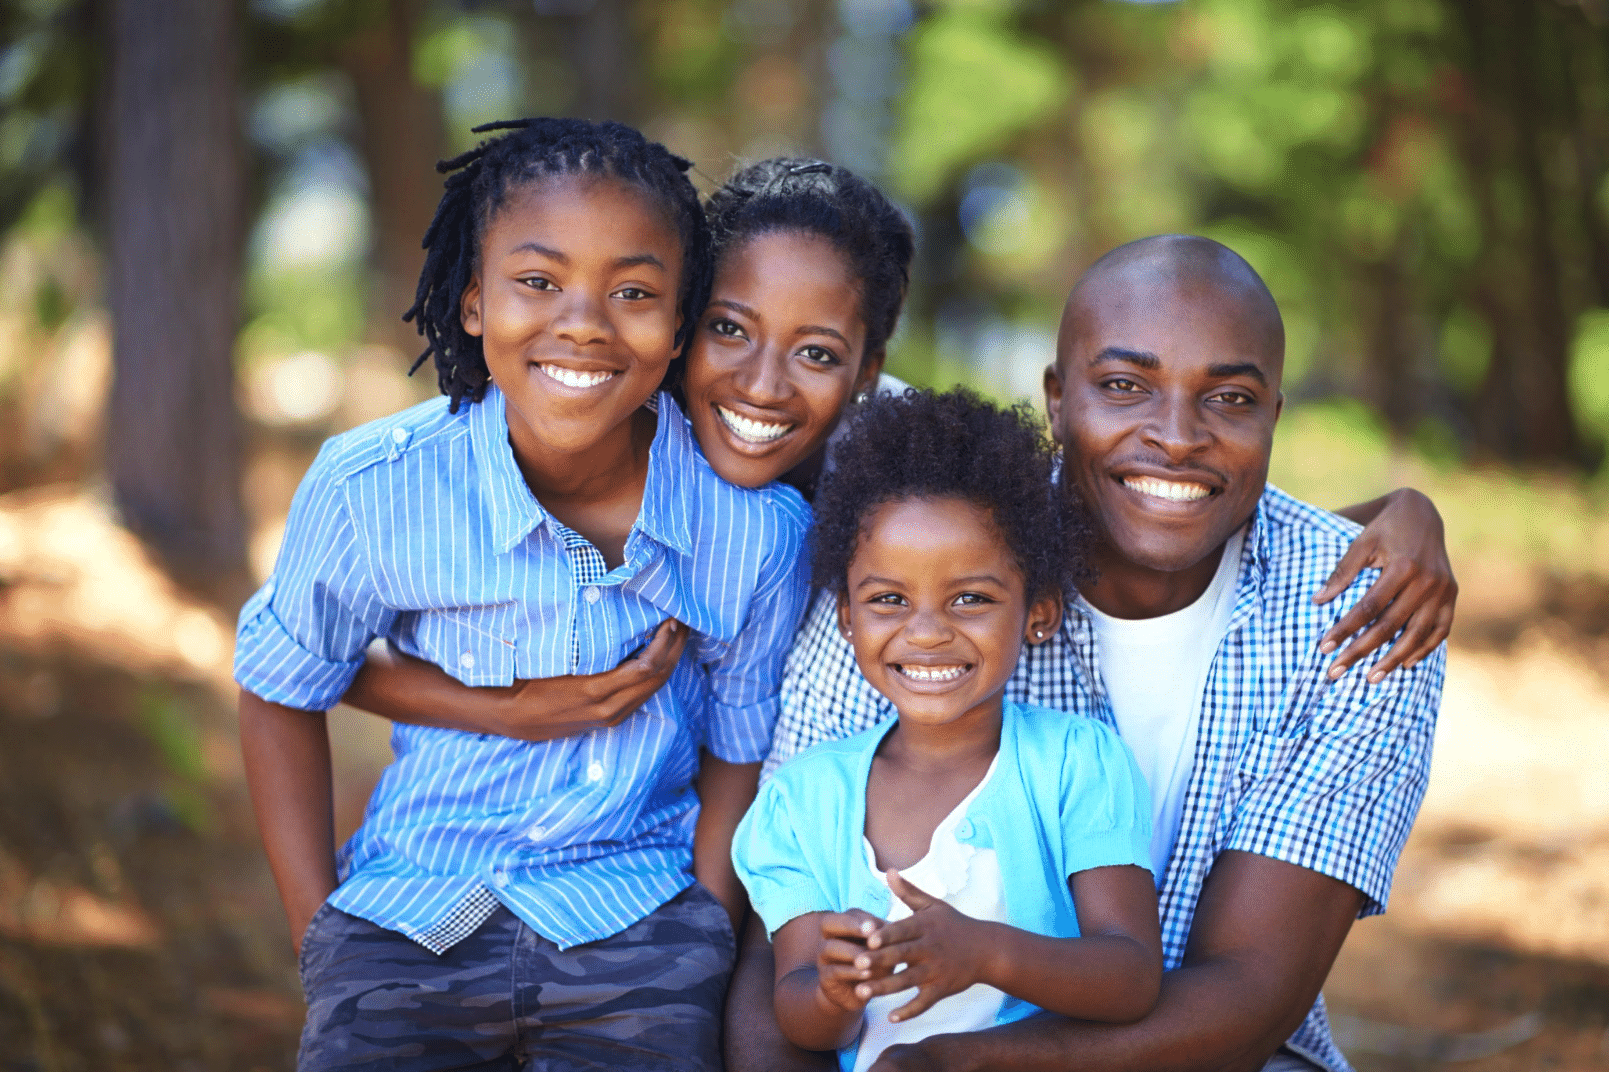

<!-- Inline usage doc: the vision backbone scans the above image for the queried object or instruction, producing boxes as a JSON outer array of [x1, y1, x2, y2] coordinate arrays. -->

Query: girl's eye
[[614, 286, 652, 300], [954, 592, 993, 606], [708, 317, 747, 340], [521, 277, 558, 291], [799, 344, 841, 367], [868, 592, 906, 606]]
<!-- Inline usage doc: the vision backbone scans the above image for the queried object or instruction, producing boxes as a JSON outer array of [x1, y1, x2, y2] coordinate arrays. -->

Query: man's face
[[1045, 273, 1283, 577]]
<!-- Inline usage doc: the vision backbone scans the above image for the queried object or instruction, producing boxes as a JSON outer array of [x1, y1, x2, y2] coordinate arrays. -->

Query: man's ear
[[836, 591, 854, 641], [461, 275, 484, 337], [1024, 590, 1063, 646], [1042, 363, 1064, 436], [1274, 390, 1285, 423], [854, 347, 886, 399]]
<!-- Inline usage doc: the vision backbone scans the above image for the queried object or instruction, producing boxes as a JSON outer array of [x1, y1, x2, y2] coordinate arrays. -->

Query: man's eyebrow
[[1090, 346, 1160, 369], [1207, 362, 1268, 386]]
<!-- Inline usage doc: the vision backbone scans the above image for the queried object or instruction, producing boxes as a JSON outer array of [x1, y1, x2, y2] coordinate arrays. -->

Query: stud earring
[[1034, 630, 1044, 639]]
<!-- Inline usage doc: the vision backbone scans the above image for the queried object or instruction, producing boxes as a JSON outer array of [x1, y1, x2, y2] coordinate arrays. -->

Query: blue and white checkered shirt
[[235, 386, 812, 952], [771, 485, 1443, 1072]]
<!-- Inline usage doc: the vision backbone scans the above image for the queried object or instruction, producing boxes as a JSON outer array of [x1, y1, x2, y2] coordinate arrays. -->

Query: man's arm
[[875, 851, 1362, 1072], [238, 690, 339, 954]]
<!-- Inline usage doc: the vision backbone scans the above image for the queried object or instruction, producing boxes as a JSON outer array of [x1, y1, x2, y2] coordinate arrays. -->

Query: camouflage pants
[[296, 884, 736, 1071]]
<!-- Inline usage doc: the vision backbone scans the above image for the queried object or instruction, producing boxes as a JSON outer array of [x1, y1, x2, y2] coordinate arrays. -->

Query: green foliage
[[890, 8, 1068, 204], [1571, 309, 1609, 438]]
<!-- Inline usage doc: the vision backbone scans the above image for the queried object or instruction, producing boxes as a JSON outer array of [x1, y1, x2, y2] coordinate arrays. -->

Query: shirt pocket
[[413, 603, 517, 686]]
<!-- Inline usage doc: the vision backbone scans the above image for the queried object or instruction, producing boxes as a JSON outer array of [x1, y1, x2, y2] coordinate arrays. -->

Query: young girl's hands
[[1318, 488, 1456, 682], [815, 909, 888, 1013], [851, 870, 991, 1023]]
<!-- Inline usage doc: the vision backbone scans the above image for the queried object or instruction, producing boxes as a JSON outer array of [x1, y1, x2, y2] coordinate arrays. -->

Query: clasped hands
[[816, 869, 989, 1026]]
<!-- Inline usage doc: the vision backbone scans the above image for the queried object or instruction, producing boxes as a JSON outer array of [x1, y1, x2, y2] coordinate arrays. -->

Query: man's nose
[[1141, 392, 1210, 460]]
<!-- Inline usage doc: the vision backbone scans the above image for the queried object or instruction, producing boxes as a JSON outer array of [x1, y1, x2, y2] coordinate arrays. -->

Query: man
[[731, 234, 1444, 1072]]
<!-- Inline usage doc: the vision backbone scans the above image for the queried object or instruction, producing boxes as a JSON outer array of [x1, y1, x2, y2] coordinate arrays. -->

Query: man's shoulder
[[1253, 484, 1365, 599], [306, 395, 464, 487]]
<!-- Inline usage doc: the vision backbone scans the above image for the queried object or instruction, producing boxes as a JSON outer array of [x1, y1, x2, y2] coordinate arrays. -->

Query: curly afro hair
[[811, 387, 1093, 600]]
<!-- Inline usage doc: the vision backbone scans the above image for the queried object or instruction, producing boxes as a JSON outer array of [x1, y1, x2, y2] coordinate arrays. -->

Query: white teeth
[[716, 405, 793, 443], [896, 664, 968, 683], [541, 364, 616, 389], [1124, 476, 1211, 502]]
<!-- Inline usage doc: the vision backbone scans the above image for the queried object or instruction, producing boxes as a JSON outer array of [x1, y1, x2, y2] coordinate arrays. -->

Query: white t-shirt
[[852, 755, 1006, 1072], [1087, 528, 1245, 881]]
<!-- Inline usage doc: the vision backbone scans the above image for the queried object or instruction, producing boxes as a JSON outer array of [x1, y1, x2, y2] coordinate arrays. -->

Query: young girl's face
[[460, 174, 684, 461], [837, 496, 1060, 729], [682, 230, 883, 488]]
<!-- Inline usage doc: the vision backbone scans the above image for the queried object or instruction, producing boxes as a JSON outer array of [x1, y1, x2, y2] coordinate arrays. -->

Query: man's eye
[[1212, 390, 1254, 405], [709, 318, 747, 339], [799, 345, 840, 366], [1103, 378, 1141, 392]]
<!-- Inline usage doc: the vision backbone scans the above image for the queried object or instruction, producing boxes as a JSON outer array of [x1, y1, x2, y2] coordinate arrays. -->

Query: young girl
[[235, 118, 811, 1071], [731, 387, 1162, 1071]]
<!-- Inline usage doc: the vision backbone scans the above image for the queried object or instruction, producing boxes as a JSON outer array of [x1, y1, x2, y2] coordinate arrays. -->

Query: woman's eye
[[799, 345, 841, 366], [708, 317, 747, 340], [615, 286, 652, 300]]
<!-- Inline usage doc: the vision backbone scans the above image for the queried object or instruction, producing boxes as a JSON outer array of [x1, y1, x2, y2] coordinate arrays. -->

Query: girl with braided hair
[[234, 118, 814, 1071]]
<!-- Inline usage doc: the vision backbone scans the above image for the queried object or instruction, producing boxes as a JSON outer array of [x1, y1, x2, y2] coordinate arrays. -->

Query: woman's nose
[[731, 347, 791, 404]]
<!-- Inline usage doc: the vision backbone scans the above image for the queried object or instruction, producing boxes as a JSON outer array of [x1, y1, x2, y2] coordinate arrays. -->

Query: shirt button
[[491, 870, 509, 888], [587, 762, 605, 783], [458, 651, 475, 670], [527, 824, 546, 840], [390, 427, 408, 444], [583, 585, 601, 604], [956, 819, 974, 840]]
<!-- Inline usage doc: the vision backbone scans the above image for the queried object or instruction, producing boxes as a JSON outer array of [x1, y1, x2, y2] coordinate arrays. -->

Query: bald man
[[739, 236, 1444, 1072]]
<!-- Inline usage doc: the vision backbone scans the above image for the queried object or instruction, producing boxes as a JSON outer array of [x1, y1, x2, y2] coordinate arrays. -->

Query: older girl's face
[[682, 230, 883, 489]]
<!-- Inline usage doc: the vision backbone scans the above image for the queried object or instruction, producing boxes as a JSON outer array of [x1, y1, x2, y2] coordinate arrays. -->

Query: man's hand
[[815, 909, 887, 1013], [1319, 489, 1456, 682], [851, 871, 991, 1023]]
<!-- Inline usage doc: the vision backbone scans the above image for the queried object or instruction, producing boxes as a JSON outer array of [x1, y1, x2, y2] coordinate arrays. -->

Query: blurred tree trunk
[[105, 0, 248, 592], [339, 0, 444, 356]]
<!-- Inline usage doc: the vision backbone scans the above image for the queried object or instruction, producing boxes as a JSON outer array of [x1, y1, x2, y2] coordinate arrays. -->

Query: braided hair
[[704, 158, 915, 359], [405, 118, 711, 411]]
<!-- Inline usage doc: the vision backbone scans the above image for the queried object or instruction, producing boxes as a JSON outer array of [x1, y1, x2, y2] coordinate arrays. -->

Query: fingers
[[819, 938, 875, 966], [1314, 536, 1375, 606], [863, 916, 922, 951], [820, 910, 882, 943], [852, 964, 921, 1002], [885, 869, 938, 912], [1321, 562, 1411, 659], [886, 983, 945, 1023]]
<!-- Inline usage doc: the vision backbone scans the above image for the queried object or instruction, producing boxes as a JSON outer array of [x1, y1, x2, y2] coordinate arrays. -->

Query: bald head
[[1059, 234, 1284, 378]]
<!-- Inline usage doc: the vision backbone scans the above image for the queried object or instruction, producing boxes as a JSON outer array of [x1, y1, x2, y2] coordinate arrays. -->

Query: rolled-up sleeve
[[233, 451, 396, 711], [701, 502, 812, 763]]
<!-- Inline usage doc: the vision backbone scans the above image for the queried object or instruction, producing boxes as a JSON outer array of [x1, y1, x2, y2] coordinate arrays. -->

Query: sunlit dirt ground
[[1, 485, 1606, 1071]]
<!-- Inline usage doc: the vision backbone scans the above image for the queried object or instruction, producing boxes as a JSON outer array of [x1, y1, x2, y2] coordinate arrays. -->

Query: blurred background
[[0, 0, 1607, 1068]]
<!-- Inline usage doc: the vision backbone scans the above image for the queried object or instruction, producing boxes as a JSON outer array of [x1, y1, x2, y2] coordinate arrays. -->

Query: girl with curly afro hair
[[732, 387, 1164, 1071]]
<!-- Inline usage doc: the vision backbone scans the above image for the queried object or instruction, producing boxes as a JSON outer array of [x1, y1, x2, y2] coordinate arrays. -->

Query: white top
[[852, 755, 1006, 1072], [1087, 527, 1245, 881]]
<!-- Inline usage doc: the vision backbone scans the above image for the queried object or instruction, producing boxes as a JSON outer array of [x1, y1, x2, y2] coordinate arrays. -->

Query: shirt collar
[[469, 385, 695, 556]]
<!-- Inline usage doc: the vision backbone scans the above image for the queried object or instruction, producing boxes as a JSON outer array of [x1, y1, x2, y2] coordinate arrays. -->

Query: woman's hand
[[1318, 489, 1457, 682], [341, 618, 690, 742], [850, 871, 991, 1023]]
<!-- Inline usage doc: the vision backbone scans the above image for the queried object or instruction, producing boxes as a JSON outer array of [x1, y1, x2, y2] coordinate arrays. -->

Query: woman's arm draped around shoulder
[[339, 619, 689, 741], [1319, 488, 1456, 681]]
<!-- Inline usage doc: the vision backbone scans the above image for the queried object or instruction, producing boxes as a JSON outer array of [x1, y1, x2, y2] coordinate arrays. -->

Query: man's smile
[[1121, 475, 1215, 503]]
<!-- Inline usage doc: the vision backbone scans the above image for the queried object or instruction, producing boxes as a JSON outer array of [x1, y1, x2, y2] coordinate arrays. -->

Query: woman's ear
[[1024, 591, 1063, 645], [853, 347, 886, 400], [836, 591, 854, 642], [461, 275, 484, 337]]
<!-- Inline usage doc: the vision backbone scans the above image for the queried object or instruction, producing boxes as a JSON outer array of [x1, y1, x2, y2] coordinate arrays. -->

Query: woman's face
[[682, 230, 883, 489]]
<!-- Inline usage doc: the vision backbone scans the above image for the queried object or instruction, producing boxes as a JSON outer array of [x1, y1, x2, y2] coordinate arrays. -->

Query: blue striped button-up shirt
[[234, 386, 812, 951], [771, 485, 1443, 1072]]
